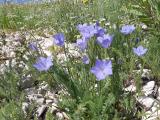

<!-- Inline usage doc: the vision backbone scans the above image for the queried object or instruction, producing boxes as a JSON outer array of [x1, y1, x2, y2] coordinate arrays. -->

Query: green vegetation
[[0, 0, 160, 119]]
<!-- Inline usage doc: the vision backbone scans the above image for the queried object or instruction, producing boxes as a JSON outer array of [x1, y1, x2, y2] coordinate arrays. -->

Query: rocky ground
[[124, 69, 160, 120], [0, 30, 79, 120], [1, 31, 160, 120]]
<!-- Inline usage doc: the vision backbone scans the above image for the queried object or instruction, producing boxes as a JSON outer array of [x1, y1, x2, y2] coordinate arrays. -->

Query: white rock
[[36, 98, 45, 105], [22, 102, 29, 114], [65, 43, 77, 50], [62, 112, 69, 119], [53, 98, 59, 104], [137, 96, 155, 109], [151, 102, 159, 112], [142, 69, 151, 79], [45, 91, 55, 99], [142, 81, 155, 96], [14, 33, 21, 41], [56, 112, 64, 120], [50, 106, 57, 114], [27, 95, 36, 101], [38, 82, 49, 94], [52, 103, 58, 108], [43, 37, 54, 48], [37, 105, 47, 117], [157, 87, 160, 101], [141, 24, 148, 30], [68, 50, 81, 58], [46, 99, 53, 105], [65, 43, 81, 58], [41, 84, 49, 90], [105, 22, 110, 26], [57, 53, 67, 63], [124, 85, 136, 92], [43, 49, 52, 57], [27, 94, 43, 102]]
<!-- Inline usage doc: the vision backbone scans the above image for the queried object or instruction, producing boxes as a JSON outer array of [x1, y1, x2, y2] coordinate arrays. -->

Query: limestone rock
[[137, 96, 155, 110], [56, 112, 64, 120], [142, 81, 155, 96], [37, 105, 47, 117]]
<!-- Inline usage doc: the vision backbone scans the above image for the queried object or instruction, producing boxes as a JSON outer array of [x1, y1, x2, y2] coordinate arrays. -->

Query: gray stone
[[36, 98, 45, 105], [20, 76, 35, 89], [25, 87, 38, 95]]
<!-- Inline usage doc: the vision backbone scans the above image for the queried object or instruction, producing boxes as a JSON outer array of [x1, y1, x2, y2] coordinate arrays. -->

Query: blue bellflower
[[90, 59, 112, 81], [133, 45, 148, 56], [120, 25, 135, 35], [96, 27, 106, 37], [96, 34, 113, 48], [53, 33, 65, 46], [76, 37, 88, 51], [82, 55, 90, 64], [77, 24, 97, 39], [33, 56, 53, 71], [95, 22, 106, 37]]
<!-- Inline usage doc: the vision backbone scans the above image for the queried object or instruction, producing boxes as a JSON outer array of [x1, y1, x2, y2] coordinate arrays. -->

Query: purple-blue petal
[[33, 56, 53, 71], [133, 45, 147, 56], [90, 59, 112, 81], [53, 33, 65, 46], [96, 34, 113, 48], [95, 22, 106, 37], [77, 23, 97, 39], [76, 38, 88, 51], [120, 25, 135, 35], [82, 55, 90, 64]]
